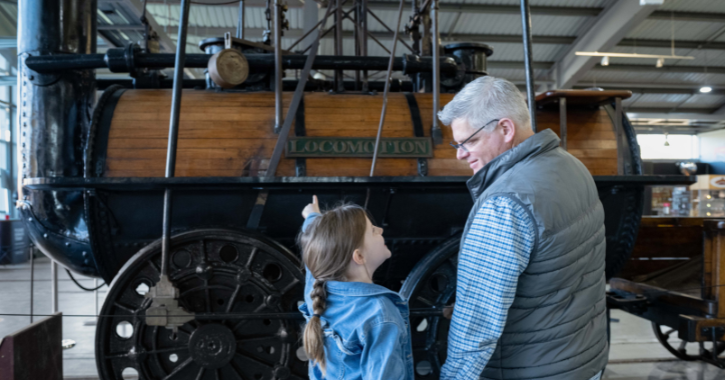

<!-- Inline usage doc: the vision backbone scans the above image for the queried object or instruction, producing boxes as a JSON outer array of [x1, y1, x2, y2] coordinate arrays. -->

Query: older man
[[438, 76, 608, 380]]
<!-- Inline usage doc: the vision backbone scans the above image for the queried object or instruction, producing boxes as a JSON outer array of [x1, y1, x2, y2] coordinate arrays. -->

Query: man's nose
[[456, 148, 469, 160]]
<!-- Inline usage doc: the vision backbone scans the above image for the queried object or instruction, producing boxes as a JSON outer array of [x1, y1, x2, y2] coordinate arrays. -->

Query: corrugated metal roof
[[682, 94, 725, 107], [0, 3, 17, 37], [628, 93, 693, 108], [484, 42, 566, 62], [445, 13, 588, 36]]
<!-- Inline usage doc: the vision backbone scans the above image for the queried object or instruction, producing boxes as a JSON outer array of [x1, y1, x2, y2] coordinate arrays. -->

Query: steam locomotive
[[15, 0, 688, 378]]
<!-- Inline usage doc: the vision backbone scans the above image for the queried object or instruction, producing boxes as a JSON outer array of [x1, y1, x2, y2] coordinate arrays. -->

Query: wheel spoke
[[194, 367, 205, 380], [246, 247, 258, 269], [664, 328, 676, 337], [161, 357, 193, 380], [280, 278, 300, 296], [234, 351, 274, 368], [678, 340, 688, 352], [236, 334, 279, 345], [147, 346, 187, 355], [227, 284, 241, 313]]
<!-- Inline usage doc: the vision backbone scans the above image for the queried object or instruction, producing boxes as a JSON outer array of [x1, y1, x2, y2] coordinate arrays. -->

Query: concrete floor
[[2, 257, 725, 380]]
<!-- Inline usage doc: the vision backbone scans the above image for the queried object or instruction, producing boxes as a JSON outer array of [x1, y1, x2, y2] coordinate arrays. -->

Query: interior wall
[[699, 129, 725, 174]]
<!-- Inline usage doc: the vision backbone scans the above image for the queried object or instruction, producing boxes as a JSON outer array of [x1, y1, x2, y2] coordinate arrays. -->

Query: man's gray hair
[[437, 76, 531, 132]]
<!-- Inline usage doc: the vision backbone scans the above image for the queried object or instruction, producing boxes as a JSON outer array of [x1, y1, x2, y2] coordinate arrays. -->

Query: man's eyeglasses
[[449, 119, 500, 153]]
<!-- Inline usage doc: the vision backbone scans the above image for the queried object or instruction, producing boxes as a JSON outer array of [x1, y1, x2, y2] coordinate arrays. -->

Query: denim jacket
[[298, 213, 415, 380]]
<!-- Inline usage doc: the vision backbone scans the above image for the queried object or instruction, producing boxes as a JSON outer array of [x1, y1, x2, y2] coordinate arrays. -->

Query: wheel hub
[[189, 324, 237, 369]]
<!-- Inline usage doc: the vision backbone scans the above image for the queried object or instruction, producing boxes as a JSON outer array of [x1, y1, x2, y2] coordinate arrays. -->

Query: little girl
[[297, 196, 414, 380]]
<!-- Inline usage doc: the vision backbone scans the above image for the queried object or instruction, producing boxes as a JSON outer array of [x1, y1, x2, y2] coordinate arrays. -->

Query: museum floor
[[2, 257, 724, 380]]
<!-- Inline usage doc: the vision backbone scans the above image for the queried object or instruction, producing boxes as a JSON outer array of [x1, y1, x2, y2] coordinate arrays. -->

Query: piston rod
[[520, 0, 537, 132]]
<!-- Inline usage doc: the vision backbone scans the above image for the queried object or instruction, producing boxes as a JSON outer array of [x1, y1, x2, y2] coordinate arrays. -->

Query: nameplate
[[285, 137, 433, 158]]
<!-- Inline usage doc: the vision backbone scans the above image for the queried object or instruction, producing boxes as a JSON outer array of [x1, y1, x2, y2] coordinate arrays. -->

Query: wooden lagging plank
[[105, 91, 621, 178]]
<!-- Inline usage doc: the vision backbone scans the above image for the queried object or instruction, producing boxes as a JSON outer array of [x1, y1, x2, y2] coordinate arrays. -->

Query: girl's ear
[[351, 249, 366, 265]]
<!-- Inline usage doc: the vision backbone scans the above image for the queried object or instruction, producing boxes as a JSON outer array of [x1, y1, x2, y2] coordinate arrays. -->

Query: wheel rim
[[400, 236, 459, 379], [652, 323, 725, 362], [96, 229, 307, 380]]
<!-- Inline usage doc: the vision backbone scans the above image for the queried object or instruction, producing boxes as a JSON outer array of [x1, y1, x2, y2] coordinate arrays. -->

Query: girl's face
[[360, 216, 391, 274]]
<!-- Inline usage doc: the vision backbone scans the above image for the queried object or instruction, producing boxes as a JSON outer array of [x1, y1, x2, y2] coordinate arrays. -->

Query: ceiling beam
[[619, 38, 725, 50], [574, 83, 725, 95], [649, 10, 725, 23], [366, 2, 603, 16], [553, 0, 659, 89], [593, 63, 725, 74], [626, 107, 720, 114]]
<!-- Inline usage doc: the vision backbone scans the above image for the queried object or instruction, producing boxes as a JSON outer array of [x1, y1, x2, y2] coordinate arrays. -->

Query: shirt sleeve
[[440, 196, 536, 380], [361, 321, 408, 380], [302, 212, 321, 233]]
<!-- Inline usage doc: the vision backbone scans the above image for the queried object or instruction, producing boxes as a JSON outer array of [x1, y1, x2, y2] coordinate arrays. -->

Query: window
[[636, 134, 699, 160]]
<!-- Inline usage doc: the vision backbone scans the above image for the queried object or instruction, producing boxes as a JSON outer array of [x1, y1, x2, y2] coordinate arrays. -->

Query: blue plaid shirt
[[441, 196, 603, 380], [441, 196, 536, 379]]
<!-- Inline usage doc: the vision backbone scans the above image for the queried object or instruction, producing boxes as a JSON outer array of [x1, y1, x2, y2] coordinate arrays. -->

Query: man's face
[[451, 118, 509, 174]]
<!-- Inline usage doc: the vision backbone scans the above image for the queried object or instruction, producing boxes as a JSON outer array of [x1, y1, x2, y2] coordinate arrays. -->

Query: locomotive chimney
[[17, 0, 99, 276]]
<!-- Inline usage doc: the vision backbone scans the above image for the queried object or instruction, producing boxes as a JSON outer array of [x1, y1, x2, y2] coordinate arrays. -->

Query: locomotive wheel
[[399, 236, 459, 379], [96, 229, 307, 380], [652, 323, 725, 361]]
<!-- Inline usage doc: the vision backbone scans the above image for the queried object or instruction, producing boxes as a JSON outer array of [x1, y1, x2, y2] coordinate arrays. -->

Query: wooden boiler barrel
[[92, 88, 630, 178]]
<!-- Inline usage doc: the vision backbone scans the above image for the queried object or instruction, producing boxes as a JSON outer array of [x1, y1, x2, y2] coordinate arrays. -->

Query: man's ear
[[351, 249, 366, 265], [499, 118, 517, 143]]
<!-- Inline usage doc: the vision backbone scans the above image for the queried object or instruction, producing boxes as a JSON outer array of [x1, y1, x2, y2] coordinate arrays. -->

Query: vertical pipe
[[520, 0, 537, 132], [353, 0, 360, 90], [335, 0, 344, 92], [274, 0, 283, 133], [559, 97, 567, 150], [431, 0, 441, 144], [615, 97, 624, 175], [94, 278, 99, 316], [237, 1, 245, 39], [6, 86, 13, 219], [29, 245, 34, 323], [51, 261, 58, 313], [361, 0, 369, 91], [162, 0, 191, 277]]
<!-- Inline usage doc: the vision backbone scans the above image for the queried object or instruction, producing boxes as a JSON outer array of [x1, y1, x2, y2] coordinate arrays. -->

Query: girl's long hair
[[297, 204, 368, 375]]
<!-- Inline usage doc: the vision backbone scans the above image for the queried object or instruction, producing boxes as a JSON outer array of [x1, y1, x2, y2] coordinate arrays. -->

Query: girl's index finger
[[313, 195, 318, 204]]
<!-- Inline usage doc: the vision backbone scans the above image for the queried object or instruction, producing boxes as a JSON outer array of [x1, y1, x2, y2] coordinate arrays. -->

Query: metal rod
[[287, 16, 329, 51], [51, 261, 58, 313], [520, 0, 537, 132], [94, 278, 99, 316], [361, 0, 369, 91], [161, 188, 172, 276], [237, 0, 245, 39], [265, 0, 335, 177], [29, 245, 34, 323], [615, 97, 624, 175], [274, 0, 283, 133], [431, 0, 441, 144], [559, 97, 567, 150], [335, 0, 344, 92], [166, 0, 191, 179], [25, 53, 459, 73], [354, 0, 360, 90], [367, 10, 415, 53], [370, 0, 406, 177], [162, 0, 191, 277]]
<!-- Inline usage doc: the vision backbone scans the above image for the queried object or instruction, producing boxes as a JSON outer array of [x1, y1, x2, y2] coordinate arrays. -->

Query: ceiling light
[[656, 58, 664, 68], [576, 52, 694, 62], [664, 132, 670, 147], [601, 56, 609, 66], [700, 86, 712, 93]]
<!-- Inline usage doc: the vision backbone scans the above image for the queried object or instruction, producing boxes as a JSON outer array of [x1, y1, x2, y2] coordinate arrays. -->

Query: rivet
[[29, 75, 34, 80]]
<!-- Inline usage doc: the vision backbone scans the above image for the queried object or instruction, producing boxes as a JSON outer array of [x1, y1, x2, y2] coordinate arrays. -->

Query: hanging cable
[[66, 269, 106, 291]]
